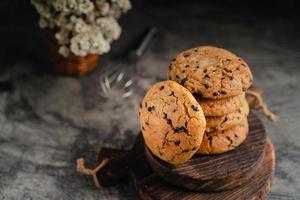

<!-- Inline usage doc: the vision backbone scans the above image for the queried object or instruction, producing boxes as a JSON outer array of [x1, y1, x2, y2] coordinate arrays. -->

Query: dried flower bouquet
[[31, 0, 131, 76]]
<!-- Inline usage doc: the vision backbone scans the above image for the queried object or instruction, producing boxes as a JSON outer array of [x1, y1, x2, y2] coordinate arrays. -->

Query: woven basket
[[46, 30, 99, 77]]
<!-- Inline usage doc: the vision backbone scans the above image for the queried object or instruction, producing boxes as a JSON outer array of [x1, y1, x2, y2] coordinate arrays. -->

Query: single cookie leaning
[[196, 93, 246, 117], [205, 95, 249, 132], [139, 81, 206, 165], [198, 118, 249, 154], [168, 46, 253, 99]]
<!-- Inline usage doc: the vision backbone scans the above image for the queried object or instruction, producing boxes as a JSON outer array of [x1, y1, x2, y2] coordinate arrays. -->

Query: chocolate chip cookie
[[168, 46, 253, 99], [196, 93, 246, 117], [197, 118, 249, 154], [205, 95, 249, 132], [139, 80, 206, 165]]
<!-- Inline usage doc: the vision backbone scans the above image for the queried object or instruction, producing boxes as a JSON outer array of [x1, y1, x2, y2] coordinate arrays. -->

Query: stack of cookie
[[168, 46, 253, 154]]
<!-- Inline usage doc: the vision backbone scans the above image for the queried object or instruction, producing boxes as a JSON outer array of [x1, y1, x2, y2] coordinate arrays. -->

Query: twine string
[[76, 157, 109, 189], [246, 90, 278, 122]]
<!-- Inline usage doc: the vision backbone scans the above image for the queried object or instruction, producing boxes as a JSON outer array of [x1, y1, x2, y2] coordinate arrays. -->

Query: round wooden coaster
[[131, 138, 275, 200], [144, 112, 267, 192]]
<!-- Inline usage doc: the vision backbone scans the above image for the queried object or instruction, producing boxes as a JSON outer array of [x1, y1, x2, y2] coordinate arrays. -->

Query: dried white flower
[[58, 45, 70, 57], [97, 17, 121, 42], [96, 0, 110, 16], [77, 0, 94, 14], [31, 0, 131, 57]]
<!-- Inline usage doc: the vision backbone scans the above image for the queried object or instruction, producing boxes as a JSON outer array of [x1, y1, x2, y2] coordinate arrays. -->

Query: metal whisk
[[99, 27, 157, 99]]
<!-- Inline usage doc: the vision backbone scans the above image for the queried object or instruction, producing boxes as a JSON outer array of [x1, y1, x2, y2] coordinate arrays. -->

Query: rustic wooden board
[[131, 137, 275, 200], [144, 112, 267, 192]]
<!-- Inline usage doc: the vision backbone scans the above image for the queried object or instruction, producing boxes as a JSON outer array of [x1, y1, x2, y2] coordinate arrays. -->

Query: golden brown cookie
[[168, 46, 253, 99], [197, 93, 246, 117], [240, 95, 250, 116], [197, 118, 249, 154], [205, 96, 249, 132], [139, 80, 206, 165]]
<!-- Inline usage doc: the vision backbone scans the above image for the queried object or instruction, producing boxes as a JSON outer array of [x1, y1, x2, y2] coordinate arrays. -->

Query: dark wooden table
[[0, 0, 299, 199]]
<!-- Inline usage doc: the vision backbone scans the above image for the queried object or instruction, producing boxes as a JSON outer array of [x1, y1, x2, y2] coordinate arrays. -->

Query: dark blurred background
[[0, 0, 299, 71]]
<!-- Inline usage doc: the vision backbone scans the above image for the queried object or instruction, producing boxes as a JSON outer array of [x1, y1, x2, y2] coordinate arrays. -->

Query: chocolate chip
[[194, 49, 198, 52], [204, 74, 210, 79], [193, 92, 203, 100], [169, 77, 172, 80], [226, 136, 233, 144], [223, 117, 228, 123], [148, 106, 155, 112], [139, 103, 142, 108], [142, 126, 145, 130], [174, 126, 187, 133], [203, 83, 209, 89], [213, 92, 218, 96], [234, 134, 239, 138], [222, 130, 225, 133], [229, 76, 233, 80], [169, 91, 175, 96], [182, 70, 186, 73], [173, 109, 177, 112], [203, 69, 207, 73], [183, 53, 190, 57], [180, 77, 188, 85], [145, 122, 149, 125], [196, 65, 200, 69], [160, 86, 165, 90], [175, 140, 181, 146], [191, 105, 199, 111], [236, 67, 240, 70], [145, 102, 148, 107], [176, 75, 180, 79], [166, 118, 172, 125], [185, 65, 189, 68], [185, 121, 188, 127], [172, 58, 176, 61], [221, 91, 227, 95], [238, 109, 241, 113], [224, 68, 232, 73], [192, 147, 197, 151], [163, 112, 167, 119], [208, 134, 213, 146]]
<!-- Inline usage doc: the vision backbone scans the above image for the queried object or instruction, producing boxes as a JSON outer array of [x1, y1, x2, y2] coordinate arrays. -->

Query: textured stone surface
[[0, 0, 300, 199]]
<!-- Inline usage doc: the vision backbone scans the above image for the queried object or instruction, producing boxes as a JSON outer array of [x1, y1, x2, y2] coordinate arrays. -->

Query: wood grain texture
[[131, 137, 275, 200], [144, 112, 266, 192]]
